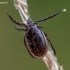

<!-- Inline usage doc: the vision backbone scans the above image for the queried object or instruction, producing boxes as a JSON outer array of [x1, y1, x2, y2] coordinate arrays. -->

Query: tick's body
[[24, 23, 48, 58], [6, 9, 65, 58]]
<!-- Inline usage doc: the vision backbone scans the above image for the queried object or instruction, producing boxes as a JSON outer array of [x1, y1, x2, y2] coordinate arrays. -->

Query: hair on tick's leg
[[15, 26, 26, 31]]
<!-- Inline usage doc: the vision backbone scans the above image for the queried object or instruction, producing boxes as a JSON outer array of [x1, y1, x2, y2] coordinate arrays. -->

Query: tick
[[6, 9, 66, 59]]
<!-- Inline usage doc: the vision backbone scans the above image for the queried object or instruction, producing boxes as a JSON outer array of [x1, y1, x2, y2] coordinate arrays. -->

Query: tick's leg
[[35, 11, 61, 23], [15, 26, 26, 31], [44, 33, 56, 55], [35, 9, 66, 24], [47, 38, 56, 55], [6, 12, 24, 26], [37, 26, 42, 29]]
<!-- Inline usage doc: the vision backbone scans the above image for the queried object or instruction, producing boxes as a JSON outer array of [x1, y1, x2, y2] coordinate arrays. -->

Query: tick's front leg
[[6, 12, 24, 26]]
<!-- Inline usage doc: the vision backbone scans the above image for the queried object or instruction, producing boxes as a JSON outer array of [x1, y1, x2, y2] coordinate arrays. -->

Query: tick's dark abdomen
[[24, 25, 48, 58]]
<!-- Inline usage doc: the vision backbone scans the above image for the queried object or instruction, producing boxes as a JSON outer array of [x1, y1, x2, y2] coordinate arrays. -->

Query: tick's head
[[27, 19, 33, 26]]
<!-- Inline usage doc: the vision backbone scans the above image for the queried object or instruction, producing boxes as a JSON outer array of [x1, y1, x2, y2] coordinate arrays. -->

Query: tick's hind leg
[[15, 26, 26, 31], [44, 33, 56, 55], [6, 12, 24, 26], [47, 38, 56, 55]]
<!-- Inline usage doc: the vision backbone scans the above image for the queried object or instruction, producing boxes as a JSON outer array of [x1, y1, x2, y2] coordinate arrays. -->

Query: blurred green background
[[0, 0, 69, 70]]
